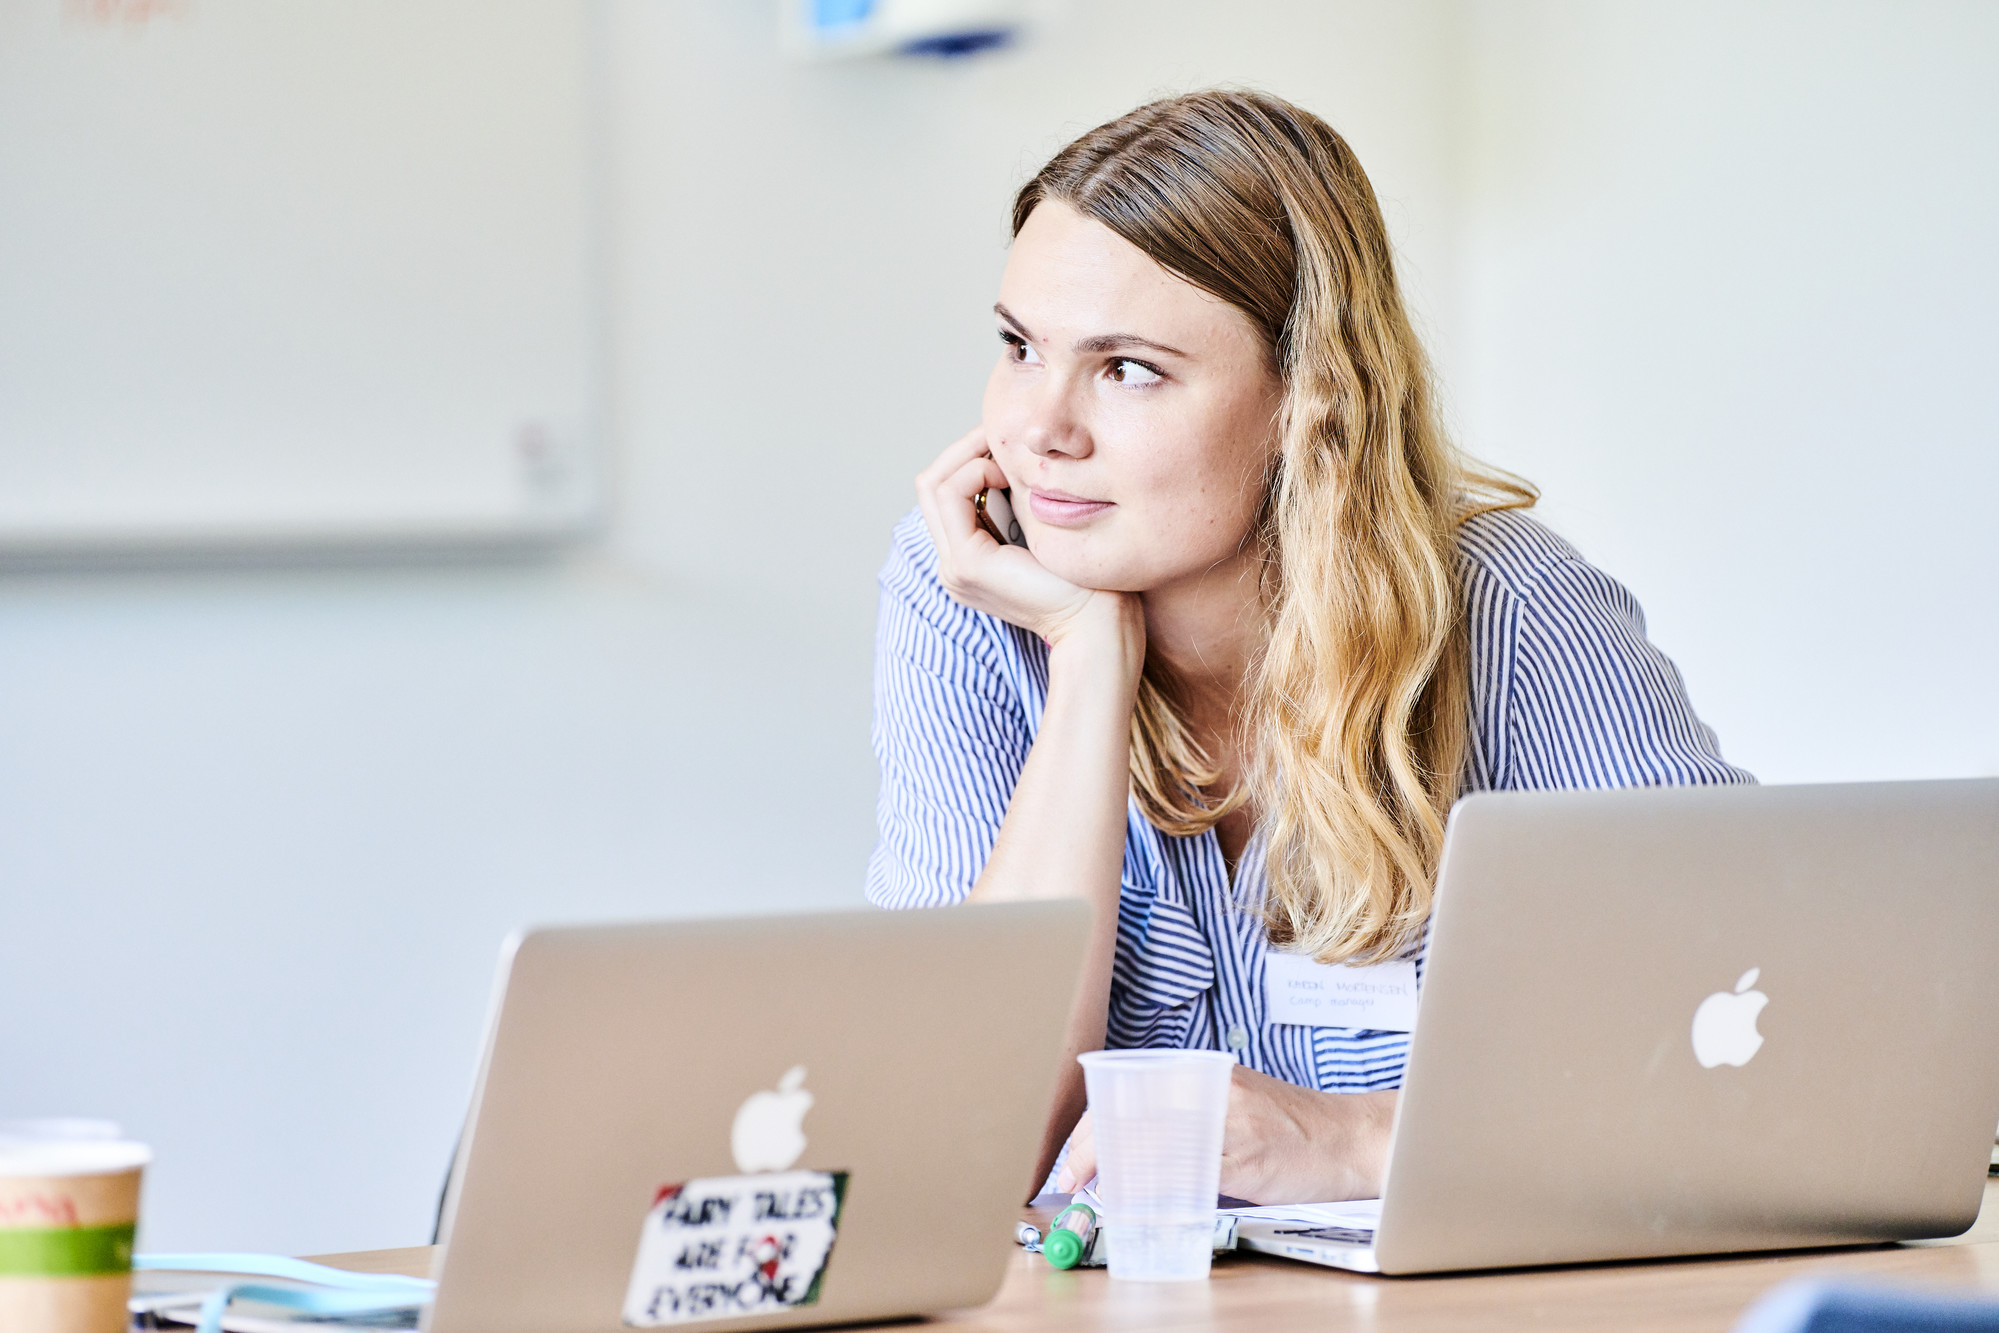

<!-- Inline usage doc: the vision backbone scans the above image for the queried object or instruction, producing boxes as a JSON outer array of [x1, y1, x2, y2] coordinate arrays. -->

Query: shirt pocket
[[1302, 1025, 1412, 1093], [1110, 875, 1216, 1012]]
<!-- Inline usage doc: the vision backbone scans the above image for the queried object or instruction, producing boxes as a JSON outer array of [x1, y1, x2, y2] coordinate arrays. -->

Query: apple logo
[[730, 1066, 812, 1173], [1690, 968, 1769, 1068]]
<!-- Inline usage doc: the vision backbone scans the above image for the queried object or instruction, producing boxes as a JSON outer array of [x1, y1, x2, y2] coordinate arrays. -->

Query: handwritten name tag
[[1263, 953, 1419, 1032]]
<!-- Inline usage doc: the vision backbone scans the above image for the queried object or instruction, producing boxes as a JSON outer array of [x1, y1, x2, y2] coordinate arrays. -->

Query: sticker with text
[[1263, 953, 1419, 1031], [621, 1170, 848, 1327]]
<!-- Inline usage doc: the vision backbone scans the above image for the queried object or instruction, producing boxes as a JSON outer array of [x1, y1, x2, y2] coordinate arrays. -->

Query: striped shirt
[[866, 506, 1754, 1094]]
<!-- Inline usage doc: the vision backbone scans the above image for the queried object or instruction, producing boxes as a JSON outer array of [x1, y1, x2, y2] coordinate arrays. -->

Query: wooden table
[[313, 1178, 1999, 1332]]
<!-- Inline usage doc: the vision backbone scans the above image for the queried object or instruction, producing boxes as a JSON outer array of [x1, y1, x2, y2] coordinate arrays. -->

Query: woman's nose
[[1013, 382, 1093, 461]]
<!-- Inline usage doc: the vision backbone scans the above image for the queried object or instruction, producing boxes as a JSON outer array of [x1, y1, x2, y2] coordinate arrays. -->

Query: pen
[[1041, 1203, 1096, 1270], [1014, 1220, 1041, 1249]]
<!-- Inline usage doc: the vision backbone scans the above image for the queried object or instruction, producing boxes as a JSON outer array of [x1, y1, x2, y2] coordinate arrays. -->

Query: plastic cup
[[1077, 1049, 1234, 1281], [0, 1134, 151, 1333]]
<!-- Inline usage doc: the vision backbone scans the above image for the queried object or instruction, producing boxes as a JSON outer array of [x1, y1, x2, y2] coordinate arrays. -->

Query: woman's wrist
[[1289, 1087, 1394, 1202], [1318, 1089, 1396, 1200], [1043, 591, 1145, 690]]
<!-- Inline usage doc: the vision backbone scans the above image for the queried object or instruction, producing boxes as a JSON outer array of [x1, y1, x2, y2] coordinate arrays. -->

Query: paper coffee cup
[[0, 1138, 150, 1333]]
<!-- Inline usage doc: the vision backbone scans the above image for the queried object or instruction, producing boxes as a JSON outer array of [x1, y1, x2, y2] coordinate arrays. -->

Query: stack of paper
[[1220, 1198, 1382, 1232], [1072, 1185, 1381, 1233]]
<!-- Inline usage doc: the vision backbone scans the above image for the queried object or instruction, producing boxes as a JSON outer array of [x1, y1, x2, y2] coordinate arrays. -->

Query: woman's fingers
[[1054, 1110, 1097, 1194], [938, 453, 1010, 543], [925, 454, 1010, 606], [914, 426, 1003, 566], [915, 428, 991, 537], [915, 424, 991, 495]]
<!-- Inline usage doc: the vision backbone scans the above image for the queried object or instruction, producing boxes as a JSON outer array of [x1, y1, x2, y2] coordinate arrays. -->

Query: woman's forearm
[[967, 595, 1144, 1195]]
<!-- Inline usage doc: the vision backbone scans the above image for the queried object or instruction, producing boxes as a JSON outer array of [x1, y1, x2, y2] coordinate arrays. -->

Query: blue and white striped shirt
[[866, 506, 1753, 1094]]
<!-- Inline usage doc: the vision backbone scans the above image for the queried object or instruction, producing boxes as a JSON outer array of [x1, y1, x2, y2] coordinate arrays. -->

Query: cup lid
[[0, 1138, 151, 1177], [0, 1119, 123, 1142]]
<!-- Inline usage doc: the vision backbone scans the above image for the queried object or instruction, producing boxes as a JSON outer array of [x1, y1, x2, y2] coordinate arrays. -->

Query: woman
[[866, 89, 1751, 1204]]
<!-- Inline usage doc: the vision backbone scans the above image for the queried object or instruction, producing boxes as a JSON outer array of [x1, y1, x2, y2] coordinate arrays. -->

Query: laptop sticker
[[621, 1170, 848, 1327], [1263, 953, 1419, 1031]]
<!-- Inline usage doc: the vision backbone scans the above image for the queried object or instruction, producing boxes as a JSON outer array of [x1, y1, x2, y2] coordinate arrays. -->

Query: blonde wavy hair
[[1014, 89, 1535, 964]]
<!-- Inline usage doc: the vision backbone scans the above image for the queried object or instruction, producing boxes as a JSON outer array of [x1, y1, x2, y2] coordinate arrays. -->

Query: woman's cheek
[[981, 366, 1028, 444]]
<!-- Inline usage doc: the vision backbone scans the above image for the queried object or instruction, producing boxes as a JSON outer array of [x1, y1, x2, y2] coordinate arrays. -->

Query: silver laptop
[[1237, 777, 1999, 1274], [428, 902, 1089, 1332]]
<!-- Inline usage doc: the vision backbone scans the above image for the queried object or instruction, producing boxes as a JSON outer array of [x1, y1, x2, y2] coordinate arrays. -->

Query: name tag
[[1263, 952, 1419, 1032]]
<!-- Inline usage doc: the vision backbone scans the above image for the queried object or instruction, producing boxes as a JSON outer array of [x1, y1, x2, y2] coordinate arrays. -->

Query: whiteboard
[[0, 1, 600, 554]]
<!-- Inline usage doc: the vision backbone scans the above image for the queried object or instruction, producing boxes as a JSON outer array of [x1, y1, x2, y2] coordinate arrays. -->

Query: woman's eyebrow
[[993, 304, 1188, 359], [1073, 331, 1187, 358]]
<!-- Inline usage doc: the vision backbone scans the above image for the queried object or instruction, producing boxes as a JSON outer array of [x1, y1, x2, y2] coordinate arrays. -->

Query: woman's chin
[[1030, 549, 1152, 595]]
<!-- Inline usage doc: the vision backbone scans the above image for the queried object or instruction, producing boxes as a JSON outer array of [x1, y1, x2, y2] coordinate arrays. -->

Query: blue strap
[[135, 1252, 434, 1293], [134, 1253, 434, 1332]]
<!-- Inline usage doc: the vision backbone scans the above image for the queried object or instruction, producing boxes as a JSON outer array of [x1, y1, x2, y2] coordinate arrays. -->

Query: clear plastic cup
[[1077, 1049, 1234, 1281]]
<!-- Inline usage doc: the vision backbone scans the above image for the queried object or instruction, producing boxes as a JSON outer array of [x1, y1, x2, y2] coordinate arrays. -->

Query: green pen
[[1041, 1203, 1097, 1270]]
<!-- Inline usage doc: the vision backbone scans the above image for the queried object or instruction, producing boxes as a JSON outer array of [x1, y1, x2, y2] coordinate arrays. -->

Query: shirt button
[[1226, 1025, 1249, 1052]]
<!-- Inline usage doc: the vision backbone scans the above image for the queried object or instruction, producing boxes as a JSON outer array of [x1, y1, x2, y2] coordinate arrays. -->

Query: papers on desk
[[134, 1291, 420, 1331], [1222, 1198, 1382, 1233], [131, 1266, 424, 1331], [1071, 1191, 1383, 1231], [1070, 1184, 1381, 1237]]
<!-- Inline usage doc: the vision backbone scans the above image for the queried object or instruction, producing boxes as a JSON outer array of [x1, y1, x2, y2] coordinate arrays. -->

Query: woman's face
[[982, 201, 1283, 595]]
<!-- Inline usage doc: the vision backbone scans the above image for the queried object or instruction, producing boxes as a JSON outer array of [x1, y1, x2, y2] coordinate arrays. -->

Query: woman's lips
[[1026, 487, 1114, 526]]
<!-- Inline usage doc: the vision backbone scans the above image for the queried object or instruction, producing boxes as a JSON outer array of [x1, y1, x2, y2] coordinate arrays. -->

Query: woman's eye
[[999, 332, 1042, 365], [1107, 358, 1162, 386]]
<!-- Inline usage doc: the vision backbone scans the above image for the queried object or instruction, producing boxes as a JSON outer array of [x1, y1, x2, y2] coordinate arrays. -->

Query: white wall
[[0, 0, 1459, 1256], [1453, 0, 1999, 783]]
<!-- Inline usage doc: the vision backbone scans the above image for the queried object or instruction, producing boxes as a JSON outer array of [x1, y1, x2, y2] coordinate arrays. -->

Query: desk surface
[[315, 1178, 1999, 1332]]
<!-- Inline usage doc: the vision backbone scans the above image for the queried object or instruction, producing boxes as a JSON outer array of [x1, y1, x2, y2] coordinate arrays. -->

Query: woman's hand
[[914, 427, 1127, 647], [1054, 1065, 1397, 1205], [1214, 1066, 1395, 1203]]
